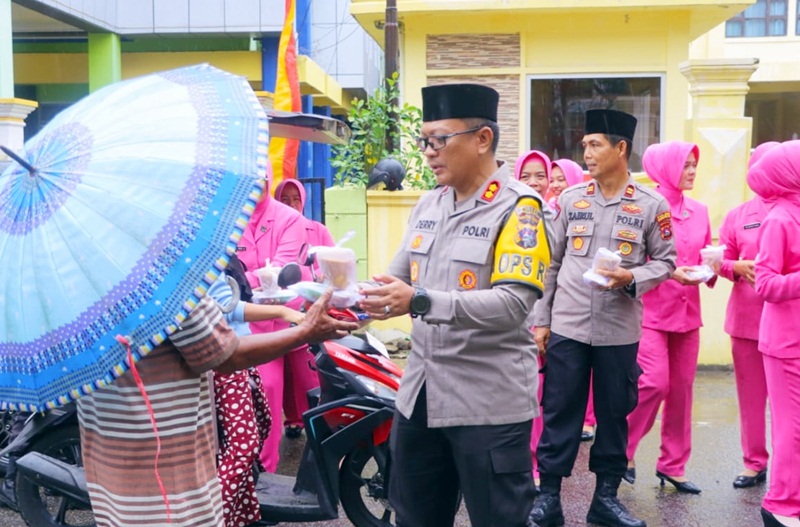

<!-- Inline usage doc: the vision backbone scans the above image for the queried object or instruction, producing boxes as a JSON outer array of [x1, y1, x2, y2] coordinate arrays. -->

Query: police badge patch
[[514, 204, 542, 249]]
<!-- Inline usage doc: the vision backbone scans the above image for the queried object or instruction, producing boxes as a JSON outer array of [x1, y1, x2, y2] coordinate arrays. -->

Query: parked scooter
[[0, 402, 90, 527], [16, 308, 403, 527]]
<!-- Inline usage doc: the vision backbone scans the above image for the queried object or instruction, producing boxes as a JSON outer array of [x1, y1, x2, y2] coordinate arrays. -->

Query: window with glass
[[797, 0, 800, 34], [528, 76, 661, 173], [726, 0, 788, 37]]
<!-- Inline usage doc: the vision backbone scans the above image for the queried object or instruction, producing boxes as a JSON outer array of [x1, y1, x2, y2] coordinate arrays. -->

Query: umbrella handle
[[0, 146, 36, 175]]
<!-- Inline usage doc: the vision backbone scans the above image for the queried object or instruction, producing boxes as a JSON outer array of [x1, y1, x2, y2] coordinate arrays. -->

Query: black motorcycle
[[0, 402, 90, 527]]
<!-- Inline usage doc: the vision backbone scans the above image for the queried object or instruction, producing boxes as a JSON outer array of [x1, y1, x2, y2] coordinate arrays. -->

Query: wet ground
[[0, 370, 769, 526]]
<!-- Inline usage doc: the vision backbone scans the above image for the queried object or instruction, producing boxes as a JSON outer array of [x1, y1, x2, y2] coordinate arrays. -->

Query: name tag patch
[[744, 222, 761, 230]]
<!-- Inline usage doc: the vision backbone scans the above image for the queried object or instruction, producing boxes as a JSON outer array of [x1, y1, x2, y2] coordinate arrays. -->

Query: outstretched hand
[[302, 289, 359, 343], [359, 275, 415, 320]]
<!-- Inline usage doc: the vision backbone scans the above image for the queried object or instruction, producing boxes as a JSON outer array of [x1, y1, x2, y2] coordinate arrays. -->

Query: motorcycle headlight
[[353, 374, 397, 400]]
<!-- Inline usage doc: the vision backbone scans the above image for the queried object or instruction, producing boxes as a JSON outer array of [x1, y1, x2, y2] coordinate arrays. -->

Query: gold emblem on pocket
[[411, 235, 423, 249], [410, 261, 419, 282], [458, 269, 477, 290], [573, 237, 585, 251], [618, 242, 633, 256]]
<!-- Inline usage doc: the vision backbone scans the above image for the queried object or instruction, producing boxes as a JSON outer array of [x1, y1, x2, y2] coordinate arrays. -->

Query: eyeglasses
[[414, 126, 482, 151]]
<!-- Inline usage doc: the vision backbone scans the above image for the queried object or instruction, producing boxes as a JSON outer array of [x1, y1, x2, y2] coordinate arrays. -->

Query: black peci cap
[[584, 109, 637, 142], [422, 83, 499, 123]]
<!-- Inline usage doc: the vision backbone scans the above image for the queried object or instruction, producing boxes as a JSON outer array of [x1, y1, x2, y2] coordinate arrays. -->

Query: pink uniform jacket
[[754, 205, 800, 358], [237, 196, 307, 335], [642, 196, 714, 332], [718, 198, 769, 340]]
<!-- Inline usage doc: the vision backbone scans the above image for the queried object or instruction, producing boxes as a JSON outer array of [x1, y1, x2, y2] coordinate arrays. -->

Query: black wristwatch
[[409, 287, 431, 318]]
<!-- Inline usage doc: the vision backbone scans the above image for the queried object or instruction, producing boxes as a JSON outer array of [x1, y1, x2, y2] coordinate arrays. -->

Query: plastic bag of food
[[583, 248, 622, 287]]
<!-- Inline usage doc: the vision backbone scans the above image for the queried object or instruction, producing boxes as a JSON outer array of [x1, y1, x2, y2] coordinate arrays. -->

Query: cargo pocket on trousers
[[625, 363, 644, 415], [488, 446, 535, 522]]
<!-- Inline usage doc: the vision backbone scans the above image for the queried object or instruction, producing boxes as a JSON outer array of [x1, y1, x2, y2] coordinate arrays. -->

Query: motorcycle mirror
[[277, 262, 303, 289]]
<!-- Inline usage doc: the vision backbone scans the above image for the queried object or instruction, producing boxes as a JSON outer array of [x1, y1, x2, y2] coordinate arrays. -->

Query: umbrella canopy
[[0, 64, 268, 411]]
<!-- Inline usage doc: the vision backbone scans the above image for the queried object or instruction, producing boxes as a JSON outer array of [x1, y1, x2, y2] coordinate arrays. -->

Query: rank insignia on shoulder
[[458, 269, 477, 290], [411, 234, 423, 249], [586, 182, 596, 196], [618, 242, 633, 256], [622, 204, 643, 214], [573, 199, 591, 209], [481, 180, 500, 202], [410, 261, 419, 283], [624, 185, 635, 198]]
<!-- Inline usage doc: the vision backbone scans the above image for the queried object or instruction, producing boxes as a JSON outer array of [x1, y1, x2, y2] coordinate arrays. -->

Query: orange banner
[[268, 0, 302, 192]]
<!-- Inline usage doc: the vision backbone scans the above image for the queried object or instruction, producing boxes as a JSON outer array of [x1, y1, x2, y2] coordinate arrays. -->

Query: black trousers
[[389, 385, 535, 527], [536, 333, 641, 479]]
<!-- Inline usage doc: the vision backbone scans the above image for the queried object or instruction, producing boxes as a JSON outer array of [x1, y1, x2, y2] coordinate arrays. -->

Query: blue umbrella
[[0, 64, 268, 412]]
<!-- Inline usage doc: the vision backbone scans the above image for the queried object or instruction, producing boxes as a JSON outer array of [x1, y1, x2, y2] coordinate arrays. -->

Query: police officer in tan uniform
[[529, 110, 677, 527], [360, 83, 551, 527]]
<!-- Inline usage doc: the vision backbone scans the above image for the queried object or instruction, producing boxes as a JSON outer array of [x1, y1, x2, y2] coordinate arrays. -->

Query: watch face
[[412, 290, 431, 314]]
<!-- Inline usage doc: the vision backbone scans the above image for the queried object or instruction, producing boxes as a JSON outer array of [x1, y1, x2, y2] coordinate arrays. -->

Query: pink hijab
[[274, 178, 307, 211], [514, 150, 552, 182], [747, 140, 800, 222], [642, 141, 700, 217], [551, 159, 585, 187], [748, 141, 780, 210]]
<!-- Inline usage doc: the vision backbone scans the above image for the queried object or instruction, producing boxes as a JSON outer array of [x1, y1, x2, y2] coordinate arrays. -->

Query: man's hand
[[733, 260, 756, 285], [301, 289, 359, 343], [534, 327, 551, 358], [672, 266, 705, 286], [595, 267, 634, 290], [358, 275, 415, 320]]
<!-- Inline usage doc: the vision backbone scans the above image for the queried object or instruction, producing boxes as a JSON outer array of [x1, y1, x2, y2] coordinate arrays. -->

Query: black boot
[[528, 475, 564, 527], [586, 474, 646, 527]]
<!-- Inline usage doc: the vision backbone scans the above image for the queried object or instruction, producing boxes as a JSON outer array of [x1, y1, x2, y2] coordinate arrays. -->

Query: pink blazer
[[718, 198, 768, 340], [238, 198, 308, 335], [642, 197, 714, 332], [755, 206, 800, 358]]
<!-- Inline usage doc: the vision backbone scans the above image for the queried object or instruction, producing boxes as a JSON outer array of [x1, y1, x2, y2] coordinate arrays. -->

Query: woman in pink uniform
[[274, 179, 335, 438], [514, 149, 550, 486], [548, 158, 585, 213], [747, 140, 800, 527], [238, 174, 308, 472], [718, 142, 779, 489], [625, 141, 714, 493]]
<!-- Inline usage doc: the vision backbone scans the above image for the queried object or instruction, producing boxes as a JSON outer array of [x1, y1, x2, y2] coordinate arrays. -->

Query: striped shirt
[[78, 296, 238, 527]]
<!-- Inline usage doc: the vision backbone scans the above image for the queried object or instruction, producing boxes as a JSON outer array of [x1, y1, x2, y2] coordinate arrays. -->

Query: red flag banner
[[269, 0, 302, 191]]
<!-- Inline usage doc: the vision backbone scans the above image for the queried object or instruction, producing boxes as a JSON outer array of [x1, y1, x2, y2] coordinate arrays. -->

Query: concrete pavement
[[0, 370, 770, 526]]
